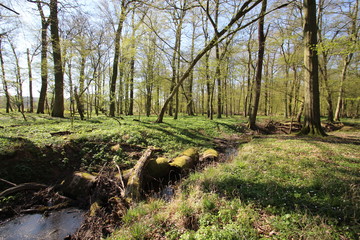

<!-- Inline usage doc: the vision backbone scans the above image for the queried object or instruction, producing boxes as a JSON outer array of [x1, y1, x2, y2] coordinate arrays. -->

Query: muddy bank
[[0, 135, 250, 239]]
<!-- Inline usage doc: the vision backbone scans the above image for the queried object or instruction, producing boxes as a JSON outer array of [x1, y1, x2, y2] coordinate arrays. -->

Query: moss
[[182, 148, 199, 159], [90, 201, 101, 217], [61, 171, 96, 199], [202, 149, 219, 159], [78, 172, 97, 181], [169, 156, 193, 169], [146, 157, 171, 178]]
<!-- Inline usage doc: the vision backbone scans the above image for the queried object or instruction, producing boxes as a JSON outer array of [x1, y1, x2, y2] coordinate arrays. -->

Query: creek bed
[[0, 208, 85, 240]]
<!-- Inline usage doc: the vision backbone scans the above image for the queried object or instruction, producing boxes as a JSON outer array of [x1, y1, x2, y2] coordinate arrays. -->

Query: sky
[[0, 0, 100, 97]]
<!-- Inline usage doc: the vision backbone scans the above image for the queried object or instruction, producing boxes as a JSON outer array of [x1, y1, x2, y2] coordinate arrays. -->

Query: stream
[[0, 145, 241, 240], [0, 208, 85, 240]]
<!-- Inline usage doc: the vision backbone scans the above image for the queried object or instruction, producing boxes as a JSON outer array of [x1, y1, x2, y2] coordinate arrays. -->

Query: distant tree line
[[0, 0, 359, 134]]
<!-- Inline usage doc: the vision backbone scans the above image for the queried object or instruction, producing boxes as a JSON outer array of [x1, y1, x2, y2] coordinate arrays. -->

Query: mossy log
[[61, 171, 96, 199], [146, 157, 171, 179], [169, 156, 193, 169], [181, 147, 199, 161], [201, 149, 219, 162], [125, 147, 157, 202], [169, 148, 199, 170]]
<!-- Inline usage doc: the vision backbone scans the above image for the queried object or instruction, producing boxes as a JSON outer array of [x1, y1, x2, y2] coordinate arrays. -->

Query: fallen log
[[0, 182, 47, 198], [201, 149, 219, 162], [125, 147, 157, 202], [146, 157, 171, 179], [169, 148, 199, 170], [60, 172, 96, 200]]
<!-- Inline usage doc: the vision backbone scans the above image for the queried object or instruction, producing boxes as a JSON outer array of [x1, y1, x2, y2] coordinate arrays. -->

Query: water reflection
[[0, 208, 84, 240]]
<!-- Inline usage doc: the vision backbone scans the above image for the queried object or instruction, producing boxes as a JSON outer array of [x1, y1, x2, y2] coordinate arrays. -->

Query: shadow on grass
[[199, 173, 358, 228], [142, 122, 212, 147], [214, 121, 247, 133]]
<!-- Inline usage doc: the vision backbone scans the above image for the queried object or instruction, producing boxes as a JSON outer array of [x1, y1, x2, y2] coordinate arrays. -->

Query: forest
[[0, 0, 359, 239]]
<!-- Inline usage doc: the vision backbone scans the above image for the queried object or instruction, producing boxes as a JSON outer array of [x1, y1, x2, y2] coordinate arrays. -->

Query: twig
[[113, 159, 126, 197], [0, 178, 17, 186], [0, 182, 47, 198]]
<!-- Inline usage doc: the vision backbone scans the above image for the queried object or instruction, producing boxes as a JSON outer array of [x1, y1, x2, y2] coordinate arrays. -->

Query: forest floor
[[0, 110, 359, 239], [108, 122, 360, 240]]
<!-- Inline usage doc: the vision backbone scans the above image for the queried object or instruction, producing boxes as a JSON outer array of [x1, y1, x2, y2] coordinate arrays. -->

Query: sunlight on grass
[[108, 135, 360, 239]]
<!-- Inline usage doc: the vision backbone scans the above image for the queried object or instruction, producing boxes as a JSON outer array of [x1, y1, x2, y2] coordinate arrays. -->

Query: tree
[[155, 0, 265, 123], [27, 48, 35, 113], [249, 0, 267, 130], [299, 0, 326, 136], [8, 36, 24, 113], [109, 0, 129, 117], [50, 0, 64, 117], [334, 0, 359, 121], [0, 35, 12, 113], [28, 0, 50, 114]]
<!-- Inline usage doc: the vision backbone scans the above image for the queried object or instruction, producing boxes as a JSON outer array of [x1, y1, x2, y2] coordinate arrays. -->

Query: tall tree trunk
[[334, 56, 352, 121], [249, 0, 267, 130], [0, 37, 12, 113], [128, 57, 135, 115], [9, 38, 24, 113], [334, 0, 358, 121], [27, 49, 34, 113], [110, 1, 127, 117], [300, 0, 326, 136], [187, 19, 196, 116], [215, 0, 222, 119], [36, 1, 49, 114], [50, 0, 64, 118], [244, 28, 254, 117]]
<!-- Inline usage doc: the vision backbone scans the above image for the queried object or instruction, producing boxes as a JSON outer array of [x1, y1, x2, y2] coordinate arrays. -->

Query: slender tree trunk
[[320, 54, 334, 122], [24, 49, 33, 112], [300, 0, 326, 136], [36, 1, 49, 114], [334, 0, 358, 121], [9, 39, 24, 113], [0, 38, 12, 113], [334, 56, 352, 121], [214, 0, 222, 119], [249, 0, 267, 130], [50, 0, 64, 118], [110, 1, 127, 117], [187, 19, 196, 116]]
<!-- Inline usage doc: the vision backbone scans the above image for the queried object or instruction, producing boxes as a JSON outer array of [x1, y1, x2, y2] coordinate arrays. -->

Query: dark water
[[0, 208, 85, 240]]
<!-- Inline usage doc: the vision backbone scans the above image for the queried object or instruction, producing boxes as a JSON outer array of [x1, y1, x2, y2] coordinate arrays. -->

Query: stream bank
[[0, 134, 250, 239]]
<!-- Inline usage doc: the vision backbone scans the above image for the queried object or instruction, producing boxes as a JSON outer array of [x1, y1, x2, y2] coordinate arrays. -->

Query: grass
[[0, 110, 245, 154], [108, 132, 360, 239], [0, 110, 246, 188], [1, 110, 359, 239]]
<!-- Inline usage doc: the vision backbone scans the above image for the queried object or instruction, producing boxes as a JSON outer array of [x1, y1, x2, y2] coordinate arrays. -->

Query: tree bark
[[110, 1, 127, 117], [0, 37, 12, 113], [50, 0, 64, 118], [125, 147, 156, 202], [299, 0, 326, 136], [35, 0, 49, 114], [249, 0, 267, 130], [27, 49, 34, 113]]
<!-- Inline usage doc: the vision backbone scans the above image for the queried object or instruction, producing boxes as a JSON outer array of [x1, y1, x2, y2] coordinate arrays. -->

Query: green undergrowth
[[0, 110, 245, 187], [108, 135, 360, 240], [0, 111, 244, 154]]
